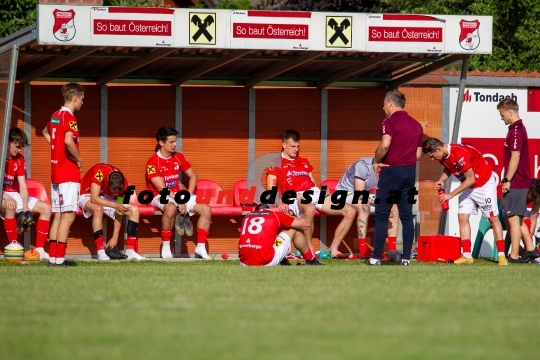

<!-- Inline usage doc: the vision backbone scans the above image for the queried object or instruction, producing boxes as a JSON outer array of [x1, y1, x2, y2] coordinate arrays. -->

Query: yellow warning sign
[[326, 16, 352, 48], [189, 12, 216, 45]]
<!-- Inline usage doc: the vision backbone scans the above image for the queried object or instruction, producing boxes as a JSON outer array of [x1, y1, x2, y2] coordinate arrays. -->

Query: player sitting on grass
[[238, 204, 324, 266], [423, 137, 511, 266], [1, 128, 51, 260], [146, 126, 212, 259], [78, 163, 144, 261]]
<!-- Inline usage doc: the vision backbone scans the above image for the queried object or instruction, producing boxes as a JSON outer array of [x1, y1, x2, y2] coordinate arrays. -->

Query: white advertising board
[[445, 87, 540, 256], [444, 15, 493, 54], [36, 5, 494, 55], [310, 12, 366, 51]]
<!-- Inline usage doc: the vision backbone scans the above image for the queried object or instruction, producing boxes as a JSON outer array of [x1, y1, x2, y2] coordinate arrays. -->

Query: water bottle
[[438, 189, 450, 211]]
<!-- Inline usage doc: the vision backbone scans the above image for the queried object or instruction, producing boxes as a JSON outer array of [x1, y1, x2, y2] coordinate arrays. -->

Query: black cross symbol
[[328, 18, 350, 45], [191, 15, 214, 42], [95, 170, 103, 182]]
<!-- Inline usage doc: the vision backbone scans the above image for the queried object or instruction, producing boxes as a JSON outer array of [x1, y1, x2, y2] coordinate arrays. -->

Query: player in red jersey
[[422, 137, 508, 266], [145, 126, 212, 259], [1, 128, 52, 260], [42, 83, 84, 267], [79, 163, 144, 261], [266, 130, 355, 258], [238, 204, 324, 266]]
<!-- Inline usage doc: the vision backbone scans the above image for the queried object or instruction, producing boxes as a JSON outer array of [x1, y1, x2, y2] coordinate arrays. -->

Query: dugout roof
[[0, 6, 492, 87]]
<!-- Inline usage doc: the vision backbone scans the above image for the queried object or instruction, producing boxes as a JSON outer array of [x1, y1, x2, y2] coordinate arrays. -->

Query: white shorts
[[151, 194, 197, 216], [78, 194, 120, 220], [458, 174, 499, 218], [345, 191, 376, 214], [288, 187, 326, 217], [265, 232, 292, 267], [0, 192, 39, 219], [51, 182, 80, 213]]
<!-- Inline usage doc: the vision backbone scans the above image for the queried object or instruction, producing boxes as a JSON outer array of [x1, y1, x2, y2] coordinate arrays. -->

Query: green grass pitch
[[0, 259, 538, 360]]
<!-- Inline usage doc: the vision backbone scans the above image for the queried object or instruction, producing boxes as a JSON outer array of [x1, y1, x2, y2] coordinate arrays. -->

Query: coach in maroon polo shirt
[[370, 91, 423, 266], [497, 98, 539, 263]]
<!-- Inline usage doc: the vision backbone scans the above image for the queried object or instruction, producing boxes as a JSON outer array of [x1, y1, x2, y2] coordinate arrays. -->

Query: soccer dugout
[[0, 1, 492, 258]]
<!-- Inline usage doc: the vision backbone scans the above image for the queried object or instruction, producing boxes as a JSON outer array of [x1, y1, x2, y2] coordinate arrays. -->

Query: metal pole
[[0, 45, 19, 210], [438, 57, 469, 235]]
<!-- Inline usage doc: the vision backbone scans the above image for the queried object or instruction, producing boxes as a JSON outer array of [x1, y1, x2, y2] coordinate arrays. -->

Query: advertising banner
[[445, 87, 540, 255], [365, 14, 445, 53], [90, 7, 175, 47], [230, 10, 311, 50]]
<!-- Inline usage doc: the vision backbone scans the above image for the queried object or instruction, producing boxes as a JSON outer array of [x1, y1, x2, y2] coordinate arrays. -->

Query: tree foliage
[[216, 0, 253, 9], [0, 0, 38, 39], [381, 0, 540, 72], [259, 0, 382, 12]]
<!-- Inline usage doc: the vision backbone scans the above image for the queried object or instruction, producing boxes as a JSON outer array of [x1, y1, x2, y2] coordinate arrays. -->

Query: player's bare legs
[[454, 213, 474, 264], [323, 197, 355, 257], [298, 202, 316, 253], [284, 229, 324, 265], [192, 203, 212, 259]]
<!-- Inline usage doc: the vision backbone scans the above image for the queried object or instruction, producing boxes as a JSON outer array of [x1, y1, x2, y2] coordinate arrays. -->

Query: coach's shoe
[[126, 249, 145, 260], [174, 214, 185, 236], [366, 258, 381, 266], [183, 214, 194, 237], [498, 255, 508, 266], [401, 259, 411, 266], [195, 244, 211, 260], [507, 256, 528, 263], [97, 249, 111, 261], [306, 258, 325, 266], [454, 256, 474, 265]]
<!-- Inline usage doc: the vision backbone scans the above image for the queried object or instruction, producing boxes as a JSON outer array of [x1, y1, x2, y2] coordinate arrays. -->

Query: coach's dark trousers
[[373, 165, 416, 260]]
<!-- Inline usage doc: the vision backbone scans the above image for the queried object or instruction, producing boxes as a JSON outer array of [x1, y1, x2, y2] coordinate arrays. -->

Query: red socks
[[197, 228, 209, 244], [358, 238, 371, 257], [126, 236, 137, 250], [4, 218, 18, 242], [35, 219, 50, 248], [302, 248, 314, 261], [94, 234, 105, 251], [461, 239, 472, 253], [495, 239, 505, 253], [48, 240, 57, 259], [161, 229, 172, 241], [56, 242, 67, 259], [387, 236, 397, 251]]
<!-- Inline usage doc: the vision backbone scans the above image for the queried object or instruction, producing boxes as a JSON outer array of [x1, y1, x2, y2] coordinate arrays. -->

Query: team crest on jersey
[[174, 162, 179, 171], [147, 165, 156, 174], [459, 19, 480, 50], [53, 9, 76, 42], [69, 121, 78, 131], [94, 170, 104, 182], [273, 237, 283, 247]]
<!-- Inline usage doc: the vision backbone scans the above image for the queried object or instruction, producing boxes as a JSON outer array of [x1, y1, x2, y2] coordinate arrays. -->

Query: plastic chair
[[24, 179, 49, 204], [320, 179, 339, 194], [194, 179, 230, 207], [234, 179, 260, 208]]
